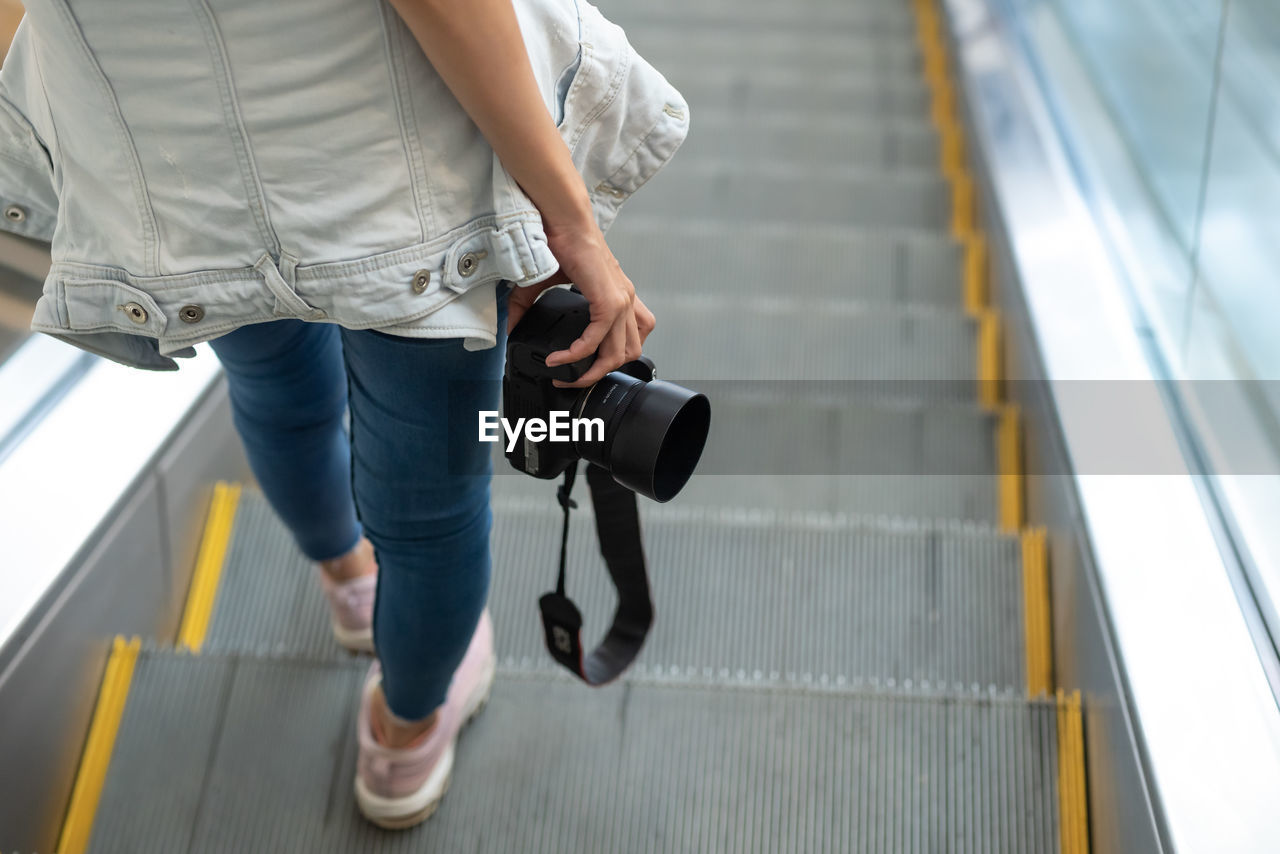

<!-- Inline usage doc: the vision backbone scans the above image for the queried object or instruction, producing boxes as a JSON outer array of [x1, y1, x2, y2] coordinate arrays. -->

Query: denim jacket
[[0, 0, 688, 370]]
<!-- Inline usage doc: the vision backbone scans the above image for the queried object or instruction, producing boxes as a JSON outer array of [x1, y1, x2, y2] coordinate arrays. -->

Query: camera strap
[[537, 462, 654, 685]]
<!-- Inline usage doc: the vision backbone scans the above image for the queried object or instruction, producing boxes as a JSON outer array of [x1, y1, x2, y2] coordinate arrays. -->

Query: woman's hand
[[507, 215, 657, 388]]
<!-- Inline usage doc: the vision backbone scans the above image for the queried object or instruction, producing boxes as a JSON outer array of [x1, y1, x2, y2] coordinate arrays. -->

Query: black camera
[[503, 287, 710, 502]]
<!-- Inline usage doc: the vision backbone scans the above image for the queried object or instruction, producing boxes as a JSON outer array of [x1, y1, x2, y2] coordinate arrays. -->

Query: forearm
[[388, 0, 593, 229]]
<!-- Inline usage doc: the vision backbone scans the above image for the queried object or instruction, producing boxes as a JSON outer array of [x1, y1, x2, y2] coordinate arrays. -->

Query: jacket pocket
[[0, 18, 57, 243], [553, 48, 583, 129], [0, 92, 56, 242]]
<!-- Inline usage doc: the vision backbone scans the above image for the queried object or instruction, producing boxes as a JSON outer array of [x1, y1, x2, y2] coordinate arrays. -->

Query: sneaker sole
[[354, 741, 455, 830], [353, 652, 495, 830], [331, 619, 374, 654]]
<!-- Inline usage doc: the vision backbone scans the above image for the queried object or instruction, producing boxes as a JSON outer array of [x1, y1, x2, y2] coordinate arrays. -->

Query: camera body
[[504, 287, 652, 479], [503, 287, 709, 503]]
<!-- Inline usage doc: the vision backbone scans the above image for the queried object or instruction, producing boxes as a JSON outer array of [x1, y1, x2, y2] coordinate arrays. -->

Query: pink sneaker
[[314, 567, 376, 653], [354, 610, 496, 829]]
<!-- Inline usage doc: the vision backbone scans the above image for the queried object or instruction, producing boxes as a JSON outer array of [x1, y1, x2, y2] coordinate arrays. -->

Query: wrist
[[534, 182, 595, 234]]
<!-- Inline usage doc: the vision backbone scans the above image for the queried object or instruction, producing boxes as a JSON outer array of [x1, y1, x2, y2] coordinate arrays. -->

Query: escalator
[[24, 0, 1091, 850]]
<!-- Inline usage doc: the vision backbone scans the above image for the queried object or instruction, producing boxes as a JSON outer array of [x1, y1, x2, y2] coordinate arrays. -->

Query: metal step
[[626, 164, 951, 230], [202, 488, 1021, 687], [86, 651, 1064, 854], [607, 218, 962, 304], [673, 113, 939, 170], [628, 29, 921, 74], [495, 471, 999, 523], [670, 70, 928, 118], [635, 294, 976, 382], [609, 8, 916, 33], [602, 0, 916, 31]]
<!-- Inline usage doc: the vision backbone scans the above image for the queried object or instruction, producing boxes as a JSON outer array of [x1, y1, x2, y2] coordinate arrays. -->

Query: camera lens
[[577, 373, 711, 502]]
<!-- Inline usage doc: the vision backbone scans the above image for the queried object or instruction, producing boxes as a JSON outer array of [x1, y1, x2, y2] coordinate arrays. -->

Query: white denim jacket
[[0, 0, 688, 369]]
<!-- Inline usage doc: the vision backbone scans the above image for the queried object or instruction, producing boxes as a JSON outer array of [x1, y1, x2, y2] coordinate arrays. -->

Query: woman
[[0, 0, 686, 829]]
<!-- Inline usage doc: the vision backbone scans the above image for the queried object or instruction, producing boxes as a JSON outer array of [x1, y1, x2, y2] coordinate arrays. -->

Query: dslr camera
[[503, 287, 710, 502]]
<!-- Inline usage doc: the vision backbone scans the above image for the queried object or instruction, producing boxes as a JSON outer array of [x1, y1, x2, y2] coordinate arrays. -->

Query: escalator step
[[609, 8, 916, 32], [605, 0, 916, 26], [636, 294, 976, 382], [670, 71, 928, 117], [86, 651, 1065, 853], [627, 164, 950, 230], [673, 114, 939, 170], [201, 491, 1025, 690], [607, 219, 961, 304], [629, 30, 921, 74]]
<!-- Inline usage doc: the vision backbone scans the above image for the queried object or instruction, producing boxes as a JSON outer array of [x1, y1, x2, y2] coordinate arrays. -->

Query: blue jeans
[[209, 284, 508, 720]]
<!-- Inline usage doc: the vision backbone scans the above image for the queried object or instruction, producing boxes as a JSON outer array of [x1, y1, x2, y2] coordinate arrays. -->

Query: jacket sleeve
[[0, 18, 57, 244], [510, 0, 691, 235], [564, 0, 690, 233]]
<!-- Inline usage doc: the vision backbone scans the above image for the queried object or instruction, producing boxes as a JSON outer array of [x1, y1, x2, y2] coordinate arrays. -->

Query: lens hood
[[606, 380, 711, 502]]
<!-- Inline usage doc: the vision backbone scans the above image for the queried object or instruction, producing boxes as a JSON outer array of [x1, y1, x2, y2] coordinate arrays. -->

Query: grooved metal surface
[[200, 494, 336, 658], [671, 71, 929, 118], [88, 652, 1061, 854], [628, 164, 951, 229], [492, 469, 999, 522], [609, 219, 961, 303], [630, 30, 921, 74], [203, 492, 1023, 690], [607, 2, 916, 31], [638, 294, 977, 382], [673, 114, 939, 170]]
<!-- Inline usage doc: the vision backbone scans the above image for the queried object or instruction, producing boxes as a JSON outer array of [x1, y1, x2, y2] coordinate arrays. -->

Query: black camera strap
[[538, 462, 654, 685]]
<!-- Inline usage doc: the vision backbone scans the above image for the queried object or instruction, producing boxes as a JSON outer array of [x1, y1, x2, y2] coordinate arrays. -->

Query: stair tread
[[628, 164, 951, 230], [203, 492, 1025, 689], [608, 218, 962, 304], [635, 294, 976, 382], [88, 651, 1062, 854], [672, 70, 928, 117], [674, 116, 939, 170]]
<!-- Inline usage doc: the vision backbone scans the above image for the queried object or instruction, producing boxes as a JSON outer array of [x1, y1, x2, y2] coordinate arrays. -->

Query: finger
[[544, 315, 614, 367], [624, 308, 642, 362], [634, 297, 656, 344], [544, 283, 627, 366], [555, 314, 628, 387]]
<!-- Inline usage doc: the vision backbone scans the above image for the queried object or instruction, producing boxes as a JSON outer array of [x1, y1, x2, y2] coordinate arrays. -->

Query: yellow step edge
[[57, 636, 141, 854], [950, 172, 974, 238], [177, 481, 242, 651], [997, 404, 1024, 532], [976, 308, 1003, 410], [941, 124, 967, 178], [1021, 527, 1053, 696], [1057, 689, 1090, 853], [930, 83, 955, 129], [963, 232, 988, 315]]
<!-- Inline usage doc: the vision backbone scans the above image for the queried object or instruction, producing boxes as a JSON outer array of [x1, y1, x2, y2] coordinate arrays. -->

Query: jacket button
[[3, 205, 25, 223], [412, 269, 431, 294], [121, 302, 148, 324], [179, 305, 205, 323], [457, 252, 480, 277]]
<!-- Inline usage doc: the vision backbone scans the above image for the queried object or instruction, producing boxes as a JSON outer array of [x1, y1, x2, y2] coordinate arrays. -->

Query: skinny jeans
[[208, 283, 508, 720]]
